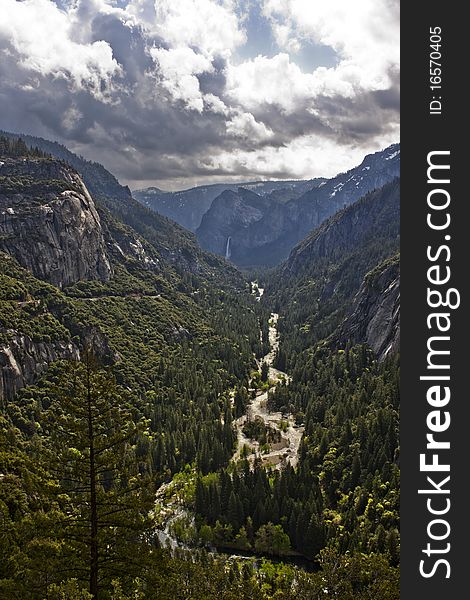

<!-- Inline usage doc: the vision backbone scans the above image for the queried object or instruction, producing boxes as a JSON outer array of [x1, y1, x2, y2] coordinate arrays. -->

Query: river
[[233, 311, 304, 469], [155, 296, 305, 556]]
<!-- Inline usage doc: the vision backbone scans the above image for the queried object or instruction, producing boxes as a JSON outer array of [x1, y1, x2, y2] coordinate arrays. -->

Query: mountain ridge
[[1, 134, 401, 596], [335, 254, 400, 360], [134, 178, 325, 232], [197, 144, 400, 267], [0, 137, 262, 404], [0, 130, 241, 281], [266, 177, 400, 358]]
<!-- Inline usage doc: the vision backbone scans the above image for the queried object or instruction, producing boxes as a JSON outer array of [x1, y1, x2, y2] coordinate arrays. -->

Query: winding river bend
[[155, 294, 304, 550], [233, 311, 304, 469]]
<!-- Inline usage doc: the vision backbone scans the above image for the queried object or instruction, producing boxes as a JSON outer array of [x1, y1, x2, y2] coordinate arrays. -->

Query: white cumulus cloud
[[128, 0, 246, 57], [226, 111, 274, 141], [226, 53, 317, 112], [0, 0, 121, 97], [262, 0, 399, 93], [150, 46, 214, 112]]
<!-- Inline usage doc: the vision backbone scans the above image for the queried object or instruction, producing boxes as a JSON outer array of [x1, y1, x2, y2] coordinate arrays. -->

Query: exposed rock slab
[[337, 256, 400, 361], [0, 334, 79, 402], [0, 157, 112, 287], [197, 144, 400, 267]]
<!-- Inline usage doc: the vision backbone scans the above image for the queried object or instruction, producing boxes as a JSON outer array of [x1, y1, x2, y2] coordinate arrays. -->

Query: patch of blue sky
[[234, 1, 338, 72]]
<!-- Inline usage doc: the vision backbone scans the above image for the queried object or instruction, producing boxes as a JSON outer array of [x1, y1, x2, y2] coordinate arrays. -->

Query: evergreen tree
[[40, 354, 153, 598], [260, 362, 269, 383]]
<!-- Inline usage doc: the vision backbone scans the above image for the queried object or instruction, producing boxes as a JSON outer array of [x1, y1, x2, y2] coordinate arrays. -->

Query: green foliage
[[1, 228, 264, 480], [260, 361, 269, 382], [0, 357, 154, 598], [0, 132, 127, 203], [272, 346, 400, 557], [267, 181, 400, 359], [194, 346, 399, 564], [129, 548, 398, 600], [47, 580, 93, 600], [0, 175, 79, 199], [0, 133, 400, 597], [0, 253, 70, 344], [254, 523, 291, 556], [242, 417, 281, 446]]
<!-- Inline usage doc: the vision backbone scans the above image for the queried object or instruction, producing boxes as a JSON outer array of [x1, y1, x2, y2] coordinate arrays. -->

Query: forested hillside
[[268, 179, 400, 360], [1, 135, 399, 599]]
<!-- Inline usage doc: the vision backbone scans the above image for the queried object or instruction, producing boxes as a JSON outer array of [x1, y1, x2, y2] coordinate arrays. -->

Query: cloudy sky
[[0, 0, 399, 191]]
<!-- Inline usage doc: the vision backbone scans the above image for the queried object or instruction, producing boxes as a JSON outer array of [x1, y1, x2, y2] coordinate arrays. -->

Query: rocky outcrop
[[0, 157, 112, 287], [101, 211, 160, 272], [1, 130, 133, 204], [134, 184, 231, 232], [196, 188, 271, 257], [266, 179, 400, 350], [197, 144, 400, 267], [0, 131, 243, 282], [81, 326, 120, 365], [337, 256, 400, 360], [0, 334, 80, 402]]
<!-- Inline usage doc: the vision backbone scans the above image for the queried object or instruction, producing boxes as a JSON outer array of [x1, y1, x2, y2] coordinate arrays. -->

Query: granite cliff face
[[134, 184, 232, 232], [0, 130, 215, 279], [0, 136, 246, 404], [195, 188, 275, 260], [0, 153, 113, 401], [337, 256, 400, 360], [196, 186, 313, 266], [0, 157, 112, 288], [0, 334, 79, 403], [0, 132, 245, 286], [197, 144, 400, 267]]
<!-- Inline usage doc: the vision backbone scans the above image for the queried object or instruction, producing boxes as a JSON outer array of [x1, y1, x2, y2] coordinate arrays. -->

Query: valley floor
[[154, 309, 304, 555], [233, 312, 303, 469]]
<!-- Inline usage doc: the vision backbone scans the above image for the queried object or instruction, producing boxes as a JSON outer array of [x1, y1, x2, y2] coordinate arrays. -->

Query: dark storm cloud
[[0, 0, 399, 188], [0, 12, 228, 179], [373, 71, 400, 112], [313, 85, 400, 144], [0, 7, 258, 182], [89, 15, 156, 86]]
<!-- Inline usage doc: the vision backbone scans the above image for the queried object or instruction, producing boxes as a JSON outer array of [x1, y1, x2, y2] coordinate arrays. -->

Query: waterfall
[[225, 236, 232, 260]]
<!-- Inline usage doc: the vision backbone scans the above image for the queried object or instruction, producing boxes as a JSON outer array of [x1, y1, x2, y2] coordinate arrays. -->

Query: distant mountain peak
[[197, 144, 400, 267], [133, 178, 325, 232]]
